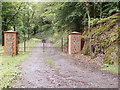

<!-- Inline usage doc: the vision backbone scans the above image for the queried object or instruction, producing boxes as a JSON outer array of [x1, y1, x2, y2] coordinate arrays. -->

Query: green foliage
[[2, 2, 24, 30], [2, 2, 119, 39], [102, 2, 120, 18]]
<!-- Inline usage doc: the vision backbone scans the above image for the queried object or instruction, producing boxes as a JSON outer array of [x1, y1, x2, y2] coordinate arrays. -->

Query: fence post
[[68, 32, 81, 54], [61, 37, 63, 52], [24, 32, 26, 52], [4, 30, 18, 56], [67, 37, 68, 53]]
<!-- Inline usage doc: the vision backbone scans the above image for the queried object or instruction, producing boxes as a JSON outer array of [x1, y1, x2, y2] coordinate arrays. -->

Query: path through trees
[[12, 41, 118, 88]]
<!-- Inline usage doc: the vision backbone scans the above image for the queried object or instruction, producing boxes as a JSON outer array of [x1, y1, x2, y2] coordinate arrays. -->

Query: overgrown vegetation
[[82, 13, 120, 67]]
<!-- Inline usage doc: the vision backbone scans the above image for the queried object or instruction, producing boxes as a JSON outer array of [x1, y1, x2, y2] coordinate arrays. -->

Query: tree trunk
[[13, 24, 16, 31], [28, 28, 30, 39], [100, 2, 102, 19], [2, 18, 8, 46], [85, 2, 93, 56]]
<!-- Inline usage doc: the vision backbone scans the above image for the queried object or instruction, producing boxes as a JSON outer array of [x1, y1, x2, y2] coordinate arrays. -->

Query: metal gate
[[17, 32, 69, 54], [61, 37, 69, 53], [18, 35, 59, 53]]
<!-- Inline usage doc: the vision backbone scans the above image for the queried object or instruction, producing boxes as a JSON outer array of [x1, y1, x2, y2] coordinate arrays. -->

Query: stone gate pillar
[[68, 32, 81, 54], [4, 30, 18, 56]]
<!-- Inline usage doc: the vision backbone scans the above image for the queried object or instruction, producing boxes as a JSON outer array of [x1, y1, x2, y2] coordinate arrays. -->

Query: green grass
[[45, 59, 56, 67], [0, 38, 40, 88], [59, 52, 66, 56], [101, 64, 119, 75], [0, 52, 29, 88], [44, 54, 56, 67], [44, 54, 60, 70], [45, 59, 60, 71]]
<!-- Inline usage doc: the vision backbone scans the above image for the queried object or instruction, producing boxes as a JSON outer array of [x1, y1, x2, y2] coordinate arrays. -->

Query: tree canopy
[[1, 2, 120, 45]]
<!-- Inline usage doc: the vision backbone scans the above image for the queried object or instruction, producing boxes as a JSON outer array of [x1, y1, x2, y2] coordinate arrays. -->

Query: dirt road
[[12, 42, 118, 88]]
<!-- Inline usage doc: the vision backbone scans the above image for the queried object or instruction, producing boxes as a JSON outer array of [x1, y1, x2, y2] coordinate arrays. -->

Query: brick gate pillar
[[4, 30, 18, 56], [68, 32, 81, 54]]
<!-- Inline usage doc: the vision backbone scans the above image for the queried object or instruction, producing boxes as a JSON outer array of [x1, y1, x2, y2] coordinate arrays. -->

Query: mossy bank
[[82, 13, 120, 65]]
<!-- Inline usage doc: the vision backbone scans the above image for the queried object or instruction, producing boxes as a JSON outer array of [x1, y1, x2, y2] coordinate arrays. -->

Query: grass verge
[[101, 64, 119, 75], [0, 52, 29, 88], [0, 38, 40, 88]]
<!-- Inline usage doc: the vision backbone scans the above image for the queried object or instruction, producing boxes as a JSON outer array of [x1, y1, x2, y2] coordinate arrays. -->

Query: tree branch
[[7, 2, 23, 25]]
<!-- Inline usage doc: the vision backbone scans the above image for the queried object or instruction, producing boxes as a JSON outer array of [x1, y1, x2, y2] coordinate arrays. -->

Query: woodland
[[1, 2, 120, 63], [0, 1, 120, 88]]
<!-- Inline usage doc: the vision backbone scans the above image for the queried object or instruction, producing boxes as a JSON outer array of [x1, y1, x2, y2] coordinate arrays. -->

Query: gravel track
[[12, 42, 118, 88]]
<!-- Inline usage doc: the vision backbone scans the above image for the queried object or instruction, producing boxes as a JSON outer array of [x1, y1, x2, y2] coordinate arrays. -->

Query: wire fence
[[61, 37, 69, 53]]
